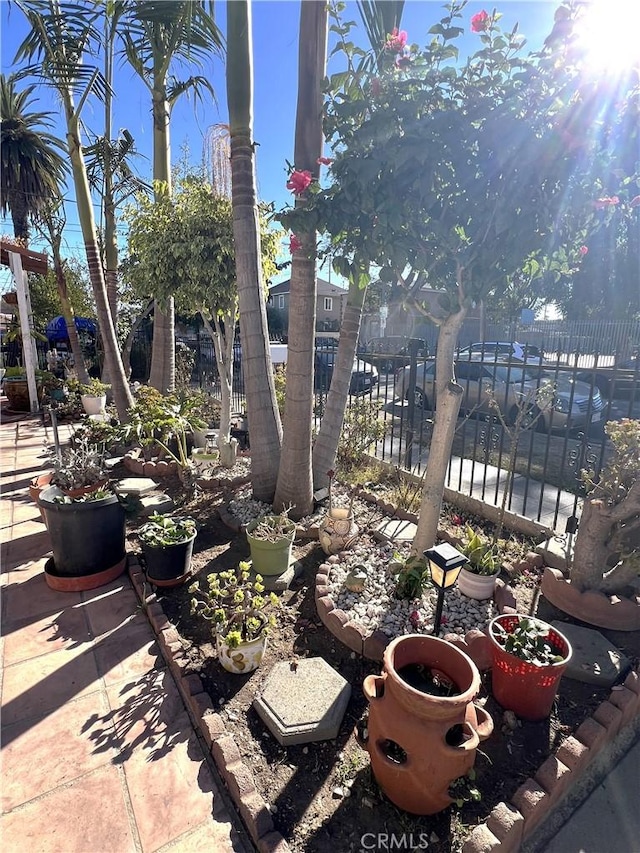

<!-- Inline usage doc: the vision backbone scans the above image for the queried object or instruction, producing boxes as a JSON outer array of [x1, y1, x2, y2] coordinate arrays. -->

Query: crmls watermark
[[359, 833, 430, 851]]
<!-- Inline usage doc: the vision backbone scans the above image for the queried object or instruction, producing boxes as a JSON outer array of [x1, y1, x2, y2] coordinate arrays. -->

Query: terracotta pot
[[62, 479, 109, 499], [318, 507, 359, 555], [29, 473, 53, 523], [488, 614, 572, 721], [361, 635, 493, 815]]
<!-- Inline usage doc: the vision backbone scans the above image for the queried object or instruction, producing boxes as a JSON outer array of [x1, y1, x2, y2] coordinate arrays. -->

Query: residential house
[[269, 277, 347, 334]]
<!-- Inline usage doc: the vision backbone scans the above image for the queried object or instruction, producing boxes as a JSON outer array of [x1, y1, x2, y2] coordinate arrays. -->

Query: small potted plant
[[457, 526, 501, 600], [487, 614, 572, 721], [318, 469, 359, 555], [189, 561, 279, 673], [138, 512, 198, 587], [78, 378, 110, 415], [245, 509, 296, 576], [30, 437, 108, 520]]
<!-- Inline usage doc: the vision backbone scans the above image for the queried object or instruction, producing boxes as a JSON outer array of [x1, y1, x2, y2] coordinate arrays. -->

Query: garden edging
[[127, 551, 639, 853], [127, 555, 290, 853]]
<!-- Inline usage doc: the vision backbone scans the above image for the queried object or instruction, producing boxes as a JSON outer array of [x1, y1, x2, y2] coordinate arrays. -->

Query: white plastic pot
[[457, 567, 498, 600], [81, 394, 106, 415]]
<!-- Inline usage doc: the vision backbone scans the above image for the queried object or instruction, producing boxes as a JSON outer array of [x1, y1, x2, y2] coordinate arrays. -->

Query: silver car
[[394, 358, 605, 431]]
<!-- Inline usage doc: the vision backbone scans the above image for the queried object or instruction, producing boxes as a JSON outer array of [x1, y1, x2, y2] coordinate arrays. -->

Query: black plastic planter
[[39, 486, 127, 591], [142, 534, 196, 587]]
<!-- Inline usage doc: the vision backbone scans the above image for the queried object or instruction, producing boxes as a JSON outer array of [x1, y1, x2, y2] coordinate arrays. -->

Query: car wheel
[[410, 386, 428, 410]]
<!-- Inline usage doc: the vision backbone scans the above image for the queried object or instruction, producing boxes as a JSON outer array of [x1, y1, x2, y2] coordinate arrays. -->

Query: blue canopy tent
[[46, 316, 97, 344]]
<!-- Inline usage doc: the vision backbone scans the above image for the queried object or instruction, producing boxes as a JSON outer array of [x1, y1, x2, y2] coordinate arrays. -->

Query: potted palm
[[488, 614, 572, 721], [245, 510, 296, 576], [189, 561, 279, 674], [138, 513, 198, 587], [457, 526, 501, 600]]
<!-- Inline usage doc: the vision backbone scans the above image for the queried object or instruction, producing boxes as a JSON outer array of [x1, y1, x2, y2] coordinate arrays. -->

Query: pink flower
[[440, 615, 449, 626], [289, 234, 302, 253], [452, 514, 464, 526], [579, 245, 588, 256], [317, 156, 333, 166], [593, 196, 620, 209], [409, 610, 421, 627], [385, 27, 407, 52], [630, 195, 640, 208], [471, 10, 490, 32], [286, 169, 313, 195]]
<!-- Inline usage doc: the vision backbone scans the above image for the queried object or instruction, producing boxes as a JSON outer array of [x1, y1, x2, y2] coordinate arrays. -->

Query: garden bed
[[128, 487, 640, 853]]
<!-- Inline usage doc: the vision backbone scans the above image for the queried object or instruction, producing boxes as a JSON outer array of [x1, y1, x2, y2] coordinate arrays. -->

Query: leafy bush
[[337, 398, 387, 472]]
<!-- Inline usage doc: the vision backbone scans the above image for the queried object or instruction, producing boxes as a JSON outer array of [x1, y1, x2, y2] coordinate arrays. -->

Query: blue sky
[[1, 0, 558, 292]]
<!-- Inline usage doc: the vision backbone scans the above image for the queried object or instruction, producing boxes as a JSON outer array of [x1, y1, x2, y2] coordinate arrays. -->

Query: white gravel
[[321, 536, 495, 638]]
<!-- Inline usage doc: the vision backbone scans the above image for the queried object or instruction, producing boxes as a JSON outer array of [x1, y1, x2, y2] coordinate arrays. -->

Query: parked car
[[577, 354, 640, 398], [458, 341, 549, 363], [394, 357, 606, 431], [315, 349, 379, 394], [360, 337, 429, 372]]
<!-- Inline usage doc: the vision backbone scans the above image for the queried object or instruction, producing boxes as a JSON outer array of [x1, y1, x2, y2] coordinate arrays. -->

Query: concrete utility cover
[[115, 478, 158, 496], [253, 658, 351, 746], [536, 537, 573, 571], [375, 518, 418, 543], [552, 621, 630, 687]]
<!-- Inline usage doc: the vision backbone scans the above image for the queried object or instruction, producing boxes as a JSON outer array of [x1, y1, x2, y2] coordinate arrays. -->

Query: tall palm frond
[[0, 72, 67, 241], [356, 0, 405, 70]]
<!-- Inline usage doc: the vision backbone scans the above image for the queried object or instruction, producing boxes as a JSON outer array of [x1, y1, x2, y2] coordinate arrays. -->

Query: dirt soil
[[128, 483, 640, 853]]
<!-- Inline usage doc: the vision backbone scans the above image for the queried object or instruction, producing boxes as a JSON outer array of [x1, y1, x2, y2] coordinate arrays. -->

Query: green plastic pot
[[245, 516, 296, 576]]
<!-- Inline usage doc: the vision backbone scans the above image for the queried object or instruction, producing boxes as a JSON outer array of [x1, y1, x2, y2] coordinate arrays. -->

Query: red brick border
[[128, 556, 290, 852]]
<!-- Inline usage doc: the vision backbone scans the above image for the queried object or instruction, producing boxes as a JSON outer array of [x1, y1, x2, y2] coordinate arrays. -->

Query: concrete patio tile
[[2, 606, 93, 666], [2, 529, 52, 569], [0, 765, 137, 853], [83, 585, 144, 638], [1, 691, 116, 811], [7, 500, 42, 525], [1, 644, 101, 726], [122, 724, 221, 853], [104, 668, 187, 756], [93, 619, 161, 686], [155, 817, 247, 852], [2, 564, 82, 622]]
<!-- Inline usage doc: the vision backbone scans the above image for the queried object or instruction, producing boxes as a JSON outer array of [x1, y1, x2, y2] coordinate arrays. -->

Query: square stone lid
[[253, 657, 351, 746], [114, 477, 158, 496]]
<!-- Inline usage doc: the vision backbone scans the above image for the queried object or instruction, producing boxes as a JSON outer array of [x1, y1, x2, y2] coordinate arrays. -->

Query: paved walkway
[[1, 412, 251, 853]]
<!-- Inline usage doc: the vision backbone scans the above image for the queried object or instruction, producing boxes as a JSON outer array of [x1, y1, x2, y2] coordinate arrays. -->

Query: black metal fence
[[128, 329, 638, 532]]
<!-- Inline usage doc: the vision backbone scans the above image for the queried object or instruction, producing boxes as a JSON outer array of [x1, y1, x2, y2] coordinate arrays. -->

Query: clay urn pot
[[360, 635, 493, 815]]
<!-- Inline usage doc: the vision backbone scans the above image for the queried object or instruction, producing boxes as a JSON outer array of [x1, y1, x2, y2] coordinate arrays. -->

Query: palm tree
[[36, 199, 91, 386], [14, 0, 133, 420], [311, 1, 405, 489], [273, 1, 328, 518], [227, 0, 282, 501], [119, 1, 223, 394], [0, 73, 66, 243]]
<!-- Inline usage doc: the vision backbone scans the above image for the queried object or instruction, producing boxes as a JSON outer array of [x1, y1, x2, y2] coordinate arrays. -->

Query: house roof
[[269, 277, 347, 297]]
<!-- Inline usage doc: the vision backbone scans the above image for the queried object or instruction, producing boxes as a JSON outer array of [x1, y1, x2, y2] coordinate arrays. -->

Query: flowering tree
[[282, 1, 606, 552]]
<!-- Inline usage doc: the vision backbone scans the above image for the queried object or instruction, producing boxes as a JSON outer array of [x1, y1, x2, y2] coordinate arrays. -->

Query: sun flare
[[576, 0, 640, 74]]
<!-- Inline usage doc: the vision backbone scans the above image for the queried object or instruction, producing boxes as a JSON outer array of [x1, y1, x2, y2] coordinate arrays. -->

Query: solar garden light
[[424, 543, 469, 636]]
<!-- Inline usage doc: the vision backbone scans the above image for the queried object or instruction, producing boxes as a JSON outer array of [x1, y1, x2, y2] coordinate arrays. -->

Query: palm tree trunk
[[54, 262, 90, 386], [312, 280, 367, 488], [227, 0, 282, 501], [274, 1, 328, 518], [122, 298, 153, 379], [65, 109, 132, 419]]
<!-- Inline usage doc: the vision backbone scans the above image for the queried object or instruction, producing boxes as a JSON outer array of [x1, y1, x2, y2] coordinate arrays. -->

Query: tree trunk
[[56, 268, 90, 386], [122, 298, 153, 379], [312, 280, 367, 488], [202, 311, 235, 464], [412, 305, 468, 555], [65, 110, 133, 420], [227, 0, 282, 501], [8, 190, 30, 243], [274, 0, 328, 519], [571, 479, 640, 594], [149, 301, 175, 393]]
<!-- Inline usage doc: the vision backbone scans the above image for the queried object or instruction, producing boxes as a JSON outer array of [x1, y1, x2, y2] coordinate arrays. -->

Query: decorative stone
[[139, 492, 174, 516], [536, 537, 573, 570], [374, 518, 418, 542], [115, 477, 158, 495], [551, 621, 630, 687], [253, 658, 351, 745], [344, 566, 367, 593], [251, 560, 304, 592]]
